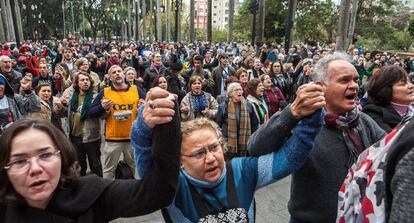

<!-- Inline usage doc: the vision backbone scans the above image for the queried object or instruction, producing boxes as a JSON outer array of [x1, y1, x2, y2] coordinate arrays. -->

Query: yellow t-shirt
[[104, 85, 139, 140]]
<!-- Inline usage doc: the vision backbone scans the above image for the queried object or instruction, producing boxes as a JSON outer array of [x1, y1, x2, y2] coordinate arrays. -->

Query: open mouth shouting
[[29, 179, 48, 191], [344, 92, 357, 104], [205, 166, 219, 178]]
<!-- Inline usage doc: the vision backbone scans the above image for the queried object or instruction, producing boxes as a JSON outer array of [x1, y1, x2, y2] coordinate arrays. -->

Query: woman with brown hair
[[246, 78, 269, 126], [364, 65, 414, 132], [260, 74, 287, 117], [268, 60, 292, 100], [53, 63, 70, 96], [180, 76, 218, 122], [28, 83, 64, 131], [0, 87, 181, 222], [151, 75, 168, 91]]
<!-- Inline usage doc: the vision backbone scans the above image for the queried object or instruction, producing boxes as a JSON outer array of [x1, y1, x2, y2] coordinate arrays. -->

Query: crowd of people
[[0, 37, 414, 222]]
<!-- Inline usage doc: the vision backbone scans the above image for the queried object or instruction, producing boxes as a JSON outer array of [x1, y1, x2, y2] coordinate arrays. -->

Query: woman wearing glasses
[[133, 84, 326, 222], [268, 60, 292, 100], [0, 88, 181, 222]]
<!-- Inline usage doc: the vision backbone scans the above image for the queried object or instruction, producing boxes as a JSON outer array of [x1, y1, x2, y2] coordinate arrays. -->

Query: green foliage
[[234, 0, 254, 42], [353, 0, 403, 49], [18, 0, 414, 52], [408, 14, 414, 39], [294, 0, 338, 44], [234, 0, 288, 43], [388, 29, 413, 51], [354, 36, 381, 51], [21, 0, 64, 40], [212, 29, 228, 42]]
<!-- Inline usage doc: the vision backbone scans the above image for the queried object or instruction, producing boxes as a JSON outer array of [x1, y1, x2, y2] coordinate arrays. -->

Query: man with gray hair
[[248, 52, 386, 222], [89, 65, 146, 179], [0, 55, 22, 92]]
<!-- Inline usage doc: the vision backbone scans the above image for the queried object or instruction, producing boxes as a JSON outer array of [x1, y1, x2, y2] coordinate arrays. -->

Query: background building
[[184, 0, 242, 31]]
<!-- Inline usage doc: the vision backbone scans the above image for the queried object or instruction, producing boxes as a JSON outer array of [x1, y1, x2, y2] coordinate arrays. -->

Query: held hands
[[290, 82, 326, 119], [143, 87, 177, 128]]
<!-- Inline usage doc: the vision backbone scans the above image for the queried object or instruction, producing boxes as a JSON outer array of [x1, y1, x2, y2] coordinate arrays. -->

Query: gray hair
[[124, 66, 137, 76], [107, 65, 122, 75], [312, 51, 352, 84], [74, 57, 89, 71], [0, 55, 11, 63]]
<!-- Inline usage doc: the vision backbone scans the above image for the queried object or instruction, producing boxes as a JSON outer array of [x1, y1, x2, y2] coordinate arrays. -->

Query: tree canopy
[[19, 0, 414, 50]]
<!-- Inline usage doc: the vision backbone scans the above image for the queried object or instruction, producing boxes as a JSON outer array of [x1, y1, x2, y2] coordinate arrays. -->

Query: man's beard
[[115, 78, 124, 84], [2, 68, 12, 73]]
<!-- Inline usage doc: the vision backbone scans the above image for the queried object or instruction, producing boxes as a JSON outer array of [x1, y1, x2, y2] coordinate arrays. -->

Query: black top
[[364, 103, 402, 133], [0, 105, 182, 223]]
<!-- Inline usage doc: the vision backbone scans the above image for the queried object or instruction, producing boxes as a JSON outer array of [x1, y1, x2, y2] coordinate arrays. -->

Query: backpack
[[115, 160, 134, 179], [336, 116, 414, 223]]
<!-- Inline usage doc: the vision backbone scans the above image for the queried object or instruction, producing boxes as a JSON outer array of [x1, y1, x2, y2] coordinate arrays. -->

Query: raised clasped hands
[[143, 87, 177, 128], [290, 82, 326, 119]]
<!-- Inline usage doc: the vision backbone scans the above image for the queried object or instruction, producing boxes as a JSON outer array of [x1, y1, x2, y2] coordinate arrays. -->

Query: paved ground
[[111, 176, 291, 223]]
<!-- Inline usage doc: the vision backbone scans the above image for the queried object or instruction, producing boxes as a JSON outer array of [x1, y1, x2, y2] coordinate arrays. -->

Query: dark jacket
[[0, 109, 181, 223], [216, 98, 259, 138], [248, 109, 386, 223], [165, 70, 185, 104], [32, 75, 56, 94], [143, 64, 167, 90], [2, 69, 22, 93], [387, 118, 414, 222], [363, 103, 403, 133], [212, 66, 236, 98], [0, 74, 41, 134]]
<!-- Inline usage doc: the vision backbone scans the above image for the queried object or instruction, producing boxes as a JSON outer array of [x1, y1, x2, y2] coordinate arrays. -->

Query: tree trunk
[[174, 0, 180, 41], [207, 0, 212, 42], [156, 0, 161, 41], [0, 10, 4, 42], [346, 0, 359, 48], [4, 0, 15, 41], [14, 0, 23, 41], [284, 0, 297, 54], [149, 0, 154, 41], [0, 0, 7, 42], [255, 0, 265, 46], [128, 0, 132, 40], [189, 0, 195, 42], [336, 0, 352, 51], [166, 0, 171, 42], [133, 0, 136, 40], [227, 0, 234, 43], [142, 0, 147, 41]]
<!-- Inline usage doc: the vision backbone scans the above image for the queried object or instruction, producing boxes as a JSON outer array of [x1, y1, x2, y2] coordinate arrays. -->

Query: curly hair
[[73, 71, 94, 92]]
